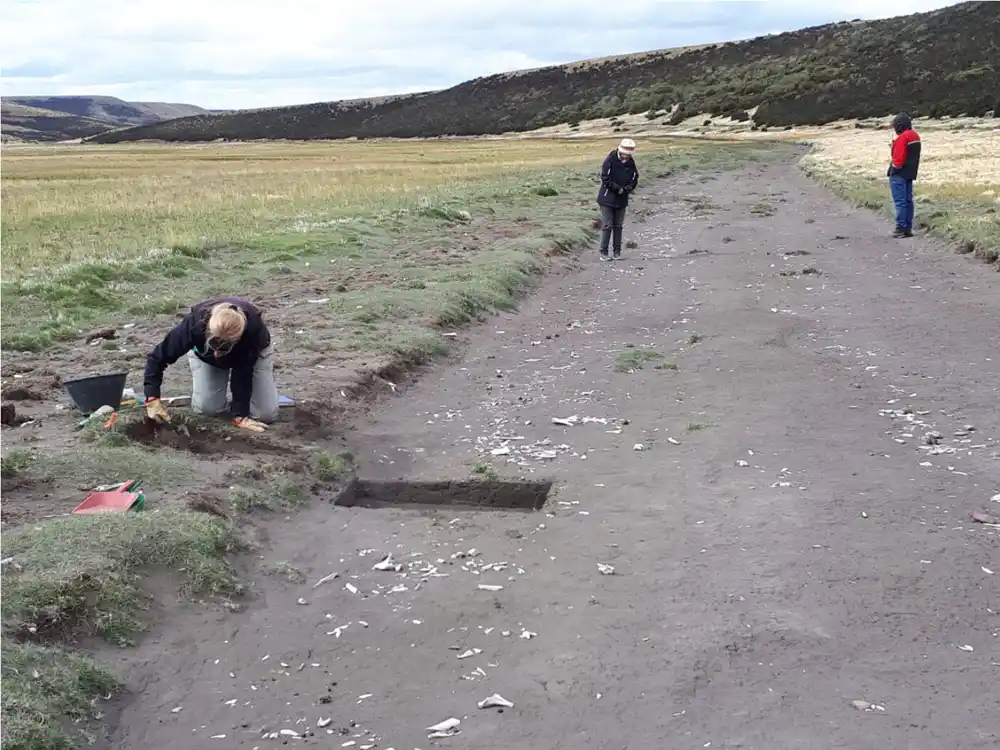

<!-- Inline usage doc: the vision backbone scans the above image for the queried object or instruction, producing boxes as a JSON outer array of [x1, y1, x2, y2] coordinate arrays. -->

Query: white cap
[[618, 138, 636, 154]]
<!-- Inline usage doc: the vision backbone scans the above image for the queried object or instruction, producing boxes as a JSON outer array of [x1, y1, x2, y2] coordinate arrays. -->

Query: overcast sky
[[1, 0, 964, 110]]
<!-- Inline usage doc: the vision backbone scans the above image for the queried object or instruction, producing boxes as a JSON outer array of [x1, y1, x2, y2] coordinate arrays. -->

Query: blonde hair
[[208, 303, 247, 341]]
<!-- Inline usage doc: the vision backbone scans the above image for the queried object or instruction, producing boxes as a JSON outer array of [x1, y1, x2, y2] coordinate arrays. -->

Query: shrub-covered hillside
[[91, 1, 998, 144]]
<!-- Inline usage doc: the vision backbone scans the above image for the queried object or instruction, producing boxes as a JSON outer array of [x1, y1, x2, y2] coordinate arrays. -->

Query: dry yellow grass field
[[801, 123, 1000, 190], [1, 139, 607, 278]]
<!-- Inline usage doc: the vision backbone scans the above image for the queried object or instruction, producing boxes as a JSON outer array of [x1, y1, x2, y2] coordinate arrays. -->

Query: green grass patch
[[614, 348, 674, 373], [1, 448, 35, 478], [313, 450, 355, 482], [681, 195, 716, 213], [228, 475, 310, 514], [17, 443, 196, 489], [1, 506, 245, 644], [1, 641, 122, 750], [0, 506, 246, 747], [260, 560, 306, 584], [749, 201, 777, 217], [471, 462, 500, 481]]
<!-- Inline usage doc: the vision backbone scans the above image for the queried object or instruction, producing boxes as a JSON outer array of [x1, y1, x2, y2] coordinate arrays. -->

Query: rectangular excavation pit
[[335, 478, 552, 512]]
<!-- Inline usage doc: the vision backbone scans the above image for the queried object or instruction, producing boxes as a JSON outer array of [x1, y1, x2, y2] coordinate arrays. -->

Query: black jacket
[[143, 297, 270, 417], [596, 150, 639, 209]]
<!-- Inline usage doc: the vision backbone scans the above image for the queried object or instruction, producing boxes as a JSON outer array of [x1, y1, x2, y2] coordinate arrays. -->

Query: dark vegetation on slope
[[89, 2, 998, 145], [1, 96, 211, 142]]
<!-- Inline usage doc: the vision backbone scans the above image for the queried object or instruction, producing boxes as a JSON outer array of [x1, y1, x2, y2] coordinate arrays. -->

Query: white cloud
[[0, 0, 966, 109]]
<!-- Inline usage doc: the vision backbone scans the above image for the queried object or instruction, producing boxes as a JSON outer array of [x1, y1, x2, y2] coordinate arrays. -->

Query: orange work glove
[[145, 397, 170, 423], [232, 416, 267, 433]]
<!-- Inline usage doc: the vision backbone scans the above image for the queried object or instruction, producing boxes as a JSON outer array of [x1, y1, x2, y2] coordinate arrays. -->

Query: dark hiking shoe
[[891, 227, 908, 238], [613, 252, 622, 260], [600, 253, 612, 262]]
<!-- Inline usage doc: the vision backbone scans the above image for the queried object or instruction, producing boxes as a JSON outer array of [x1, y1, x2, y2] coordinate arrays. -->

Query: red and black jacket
[[889, 128, 921, 181]]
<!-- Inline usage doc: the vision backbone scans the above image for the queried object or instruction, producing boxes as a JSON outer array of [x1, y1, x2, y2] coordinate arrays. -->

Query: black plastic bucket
[[63, 373, 128, 414]]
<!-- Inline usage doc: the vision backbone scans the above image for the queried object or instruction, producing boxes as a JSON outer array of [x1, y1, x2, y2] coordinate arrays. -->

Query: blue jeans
[[889, 176, 914, 231]]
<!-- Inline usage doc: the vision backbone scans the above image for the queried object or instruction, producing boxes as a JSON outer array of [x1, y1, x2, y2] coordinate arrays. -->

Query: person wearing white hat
[[595, 138, 639, 261]]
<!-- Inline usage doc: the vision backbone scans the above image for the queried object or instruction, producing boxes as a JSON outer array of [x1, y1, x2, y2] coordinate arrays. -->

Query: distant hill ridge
[[88, 1, 998, 145], [1, 96, 212, 142]]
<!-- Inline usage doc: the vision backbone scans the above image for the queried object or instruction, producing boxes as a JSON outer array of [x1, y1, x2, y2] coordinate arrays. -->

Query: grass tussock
[[228, 475, 310, 514], [12, 443, 195, 489], [0, 507, 246, 749], [1, 641, 122, 750], [471, 462, 501, 481], [313, 450, 355, 482], [614, 348, 676, 373], [1, 506, 246, 644]]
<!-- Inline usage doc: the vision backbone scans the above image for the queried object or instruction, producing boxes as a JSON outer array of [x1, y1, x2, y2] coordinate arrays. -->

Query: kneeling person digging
[[143, 297, 279, 432]]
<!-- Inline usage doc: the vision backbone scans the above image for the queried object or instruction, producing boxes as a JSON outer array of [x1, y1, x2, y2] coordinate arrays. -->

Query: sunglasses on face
[[206, 335, 237, 355]]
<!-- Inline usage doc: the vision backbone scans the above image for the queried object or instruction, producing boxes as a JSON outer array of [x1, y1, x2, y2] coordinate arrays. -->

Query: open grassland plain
[[0, 136, 778, 750]]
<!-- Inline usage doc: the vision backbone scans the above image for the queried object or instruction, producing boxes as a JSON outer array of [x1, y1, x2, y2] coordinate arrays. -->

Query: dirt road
[[105, 160, 999, 749]]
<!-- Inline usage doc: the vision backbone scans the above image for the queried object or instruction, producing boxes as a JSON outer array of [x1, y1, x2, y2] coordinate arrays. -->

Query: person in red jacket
[[886, 112, 921, 238]]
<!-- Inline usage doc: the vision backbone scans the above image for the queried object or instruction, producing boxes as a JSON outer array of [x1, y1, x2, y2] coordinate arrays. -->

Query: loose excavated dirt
[[123, 419, 296, 456]]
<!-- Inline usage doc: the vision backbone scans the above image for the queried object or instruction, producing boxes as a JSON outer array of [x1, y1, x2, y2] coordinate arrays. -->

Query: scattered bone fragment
[[478, 693, 515, 709]]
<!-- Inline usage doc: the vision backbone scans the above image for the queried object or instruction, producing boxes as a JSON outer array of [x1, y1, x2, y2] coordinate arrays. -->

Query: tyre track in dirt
[[104, 159, 999, 750]]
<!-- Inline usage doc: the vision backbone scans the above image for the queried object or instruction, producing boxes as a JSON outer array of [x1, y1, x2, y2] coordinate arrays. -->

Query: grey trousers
[[188, 346, 279, 423], [599, 205, 627, 254]]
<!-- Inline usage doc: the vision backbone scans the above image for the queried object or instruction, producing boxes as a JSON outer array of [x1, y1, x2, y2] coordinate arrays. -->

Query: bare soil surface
[[71, 161, 1000, 747]]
